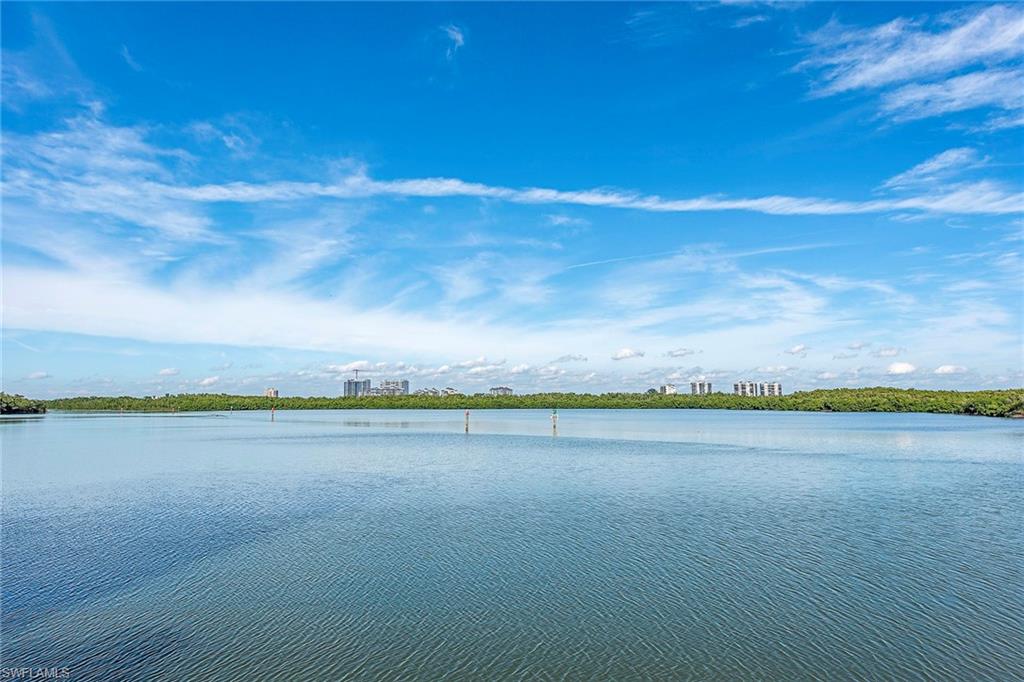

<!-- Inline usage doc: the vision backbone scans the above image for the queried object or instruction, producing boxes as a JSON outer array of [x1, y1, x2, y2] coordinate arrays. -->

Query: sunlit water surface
[[2, 409, 1022, 680]]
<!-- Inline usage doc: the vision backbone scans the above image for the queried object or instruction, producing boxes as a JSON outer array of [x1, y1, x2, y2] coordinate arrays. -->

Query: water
[[2, 409, 1022, 680]]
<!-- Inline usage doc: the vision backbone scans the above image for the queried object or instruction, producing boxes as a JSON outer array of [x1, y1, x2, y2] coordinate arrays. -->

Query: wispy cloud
[[881, 68, 1024, 123], [799, 5, 1024, 125], [553, 354, 588, 363], [8, 113, 1020, 224], [1, 12, 92, 111], [624, 7, 690, 47], [186, 115, 262, 158], [441, 24, 465, 61], [801, 5, 1024, 95], [170, 169, 1024, 216], [545, 214, 589, 227], [119, 45, 143, 72], [882, 148, 987, 190], [733, 14, 769, 29]]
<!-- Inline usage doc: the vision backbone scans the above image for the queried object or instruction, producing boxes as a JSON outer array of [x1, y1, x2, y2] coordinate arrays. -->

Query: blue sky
[[2, 2, 1022, 397]]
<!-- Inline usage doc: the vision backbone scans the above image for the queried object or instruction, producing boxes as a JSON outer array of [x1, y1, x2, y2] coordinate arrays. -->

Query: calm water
[[2, 409, 1022, 680]]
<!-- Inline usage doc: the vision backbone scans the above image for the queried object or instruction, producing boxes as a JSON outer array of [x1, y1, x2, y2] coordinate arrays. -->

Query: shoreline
[[33, 388, 1024, 419]]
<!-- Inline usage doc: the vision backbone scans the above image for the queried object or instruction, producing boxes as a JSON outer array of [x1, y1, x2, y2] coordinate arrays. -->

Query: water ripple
[[3, 420, 1022, 680]]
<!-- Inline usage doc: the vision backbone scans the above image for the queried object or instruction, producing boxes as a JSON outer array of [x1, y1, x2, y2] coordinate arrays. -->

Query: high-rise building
[[343, 379, 371, 397], [379, 380, 410, 396], [489, 386, 513, 396], [734, 381, 758, 396], [760, 382, 782, 396], [690, 381, 712, 395], [263, 388, 279, 398], [660, 384, 678, 395]]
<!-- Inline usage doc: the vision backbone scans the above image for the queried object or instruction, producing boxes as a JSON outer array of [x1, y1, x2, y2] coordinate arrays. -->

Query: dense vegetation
[[43, 388, 1024, 418], [0, 392, 47, 414]]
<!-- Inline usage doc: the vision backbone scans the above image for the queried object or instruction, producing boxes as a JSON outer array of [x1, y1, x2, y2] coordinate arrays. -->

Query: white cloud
[[817, 371, 839, 380], [934, 364, 967, 375], [666, 347, 700, 358], [186, 117, 261, 158], [167, 170, 1022, 216], [456, 356, 502, 369], [848, 341, 870, 350], [25, 371, 51, 380], [801, 6, 1024, 95], [157, 367, 179, 376], [198, 375, 220, 386], [326, 361, 372, 374], [442, 24, 465, 60], [784, 344, 809, 357], [887, 362, 917, 375], [881, 68, 1024, 123], [734, 14, 769, 29], [873, 347, 902, 357], [119, 45, 142, 72], [944, 279, 992, 292], [8, 114, 1020, 221], [800, 5, 1024, 124], [757, 365, 792, 373], [545, 214, 589, 227], [611, 348, 645, 361], [883, 148, 986, 190], [969, 111, 1024, 132]]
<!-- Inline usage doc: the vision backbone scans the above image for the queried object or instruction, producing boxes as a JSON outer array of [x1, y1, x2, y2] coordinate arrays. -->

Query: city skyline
[[3, 3, 1022, 398]]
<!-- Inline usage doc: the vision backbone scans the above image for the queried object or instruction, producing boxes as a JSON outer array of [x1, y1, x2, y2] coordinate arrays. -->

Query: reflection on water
[[342, 420, 414, 428], [2, 410, 1022, 680]]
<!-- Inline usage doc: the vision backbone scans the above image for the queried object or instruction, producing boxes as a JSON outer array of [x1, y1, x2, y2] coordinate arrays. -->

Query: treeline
[[1, 392, 47, 414], [43, 388, 1024, 418]]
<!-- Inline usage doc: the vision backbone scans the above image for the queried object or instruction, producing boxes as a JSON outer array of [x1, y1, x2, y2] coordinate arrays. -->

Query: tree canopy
[[1, 393, 47, 414], [41, 387, 1024, 418]]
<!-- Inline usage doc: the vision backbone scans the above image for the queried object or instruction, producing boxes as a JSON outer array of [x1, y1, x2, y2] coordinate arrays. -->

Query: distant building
[[414, 386, 461, 397], [660, 384, 678, 395], [263, 388, 279, 398], [343, 379, 371, 397], [760, 382, 782, 396], [734, 381, 758, 396], [379, 380, 410, 396], [690, 381, 712, 395], [489, 386, 513, 396]]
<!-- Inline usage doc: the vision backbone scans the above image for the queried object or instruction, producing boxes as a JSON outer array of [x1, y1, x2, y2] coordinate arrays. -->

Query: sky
[[1, 2, 1022, 398]]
